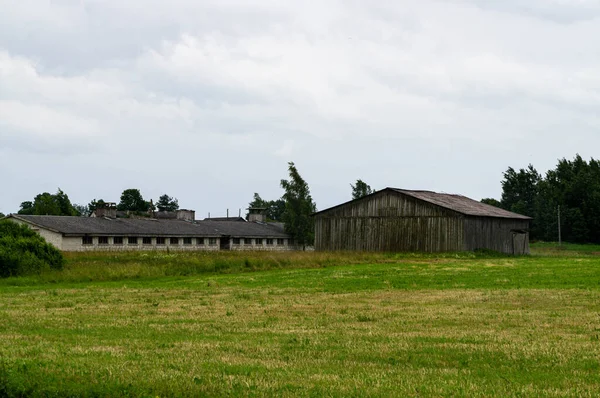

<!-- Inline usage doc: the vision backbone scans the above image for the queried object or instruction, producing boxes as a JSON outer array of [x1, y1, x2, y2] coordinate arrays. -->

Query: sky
[[1, 0, 599, 217]]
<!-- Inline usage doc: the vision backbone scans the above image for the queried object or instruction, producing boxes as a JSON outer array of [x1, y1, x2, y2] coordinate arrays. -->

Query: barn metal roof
[[8, 215, 289, 237], [313, 188, 532, 220]]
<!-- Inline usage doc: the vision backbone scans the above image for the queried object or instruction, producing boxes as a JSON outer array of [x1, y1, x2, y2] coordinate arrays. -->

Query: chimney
[[176, 209, 195, 222], [94, 202, 117, 218], [247, 207, 267, 223]]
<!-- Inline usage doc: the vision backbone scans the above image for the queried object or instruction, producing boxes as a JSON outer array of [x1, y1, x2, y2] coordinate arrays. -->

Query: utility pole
[[558, 205, 561, 246]]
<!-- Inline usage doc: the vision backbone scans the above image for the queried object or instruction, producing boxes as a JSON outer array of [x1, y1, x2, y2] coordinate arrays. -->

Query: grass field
[[1, 243, 599, 396]]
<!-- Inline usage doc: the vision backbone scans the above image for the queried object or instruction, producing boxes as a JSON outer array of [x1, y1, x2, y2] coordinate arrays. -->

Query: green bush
[[0, 220, 64, 277]]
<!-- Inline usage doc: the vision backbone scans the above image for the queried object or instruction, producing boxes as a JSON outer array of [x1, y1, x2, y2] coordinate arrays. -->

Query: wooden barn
[[313, 188, 531, 254]]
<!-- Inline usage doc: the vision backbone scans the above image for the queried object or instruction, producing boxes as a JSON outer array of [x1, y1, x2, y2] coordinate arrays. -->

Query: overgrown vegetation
[[0, 247, 599, 396], [0, 220, 64, 277]]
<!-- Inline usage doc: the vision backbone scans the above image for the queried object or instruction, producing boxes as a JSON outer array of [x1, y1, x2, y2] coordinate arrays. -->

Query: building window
[[244, 238, 252, 245], [266, 238, 273, 245], [99, 236, 109, 245], [255, 238, 263, 245], [128, 237, 138, 245], [208, 238, 217, 246], [82, 236, 93, 245], [183, 237, 192, 245], [143, 237, 152, 245], [232, 238, 240, 245], [197, 238, 205, 245], [156, 237, 165, 245], [170, 237, 179, 245], [114, 237, 123, 245], [277, 238, 285, 246]]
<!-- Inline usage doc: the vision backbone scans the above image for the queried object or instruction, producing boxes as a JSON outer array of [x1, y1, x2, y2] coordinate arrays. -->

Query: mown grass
[[1, 245, 599, 397]]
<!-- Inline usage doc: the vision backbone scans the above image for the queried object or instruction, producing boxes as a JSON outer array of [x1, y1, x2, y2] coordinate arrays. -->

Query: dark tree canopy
[[18, 189, 79, 216], [247, 193, 285, 222], [280, 162, 317, 248], [351, 179, 374, 200], [0, 212, 5, 218], [18, 201, 34, 215], [87, 199, 107, 215], [480, 198, 502, 208], [72, 204, 89, 217], [156, 194, 179, 212], [489, 155, 600, 244], [117, 189, 149, 212]]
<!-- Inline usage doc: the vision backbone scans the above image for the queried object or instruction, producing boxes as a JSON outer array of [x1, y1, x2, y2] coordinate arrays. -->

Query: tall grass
[[2, 242, 597, 286], [37, 250, 478, 284]]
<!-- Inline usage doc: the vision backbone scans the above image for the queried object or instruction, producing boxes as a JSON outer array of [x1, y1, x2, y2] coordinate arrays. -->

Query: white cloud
[[0, 0, 599, 214]]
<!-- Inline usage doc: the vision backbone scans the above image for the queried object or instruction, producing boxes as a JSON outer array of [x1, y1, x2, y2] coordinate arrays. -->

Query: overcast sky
[[1, 0, 599, 217]]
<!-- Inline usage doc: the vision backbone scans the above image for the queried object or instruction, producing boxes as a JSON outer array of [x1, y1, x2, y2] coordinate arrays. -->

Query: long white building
[[5, 209, 294, 252]]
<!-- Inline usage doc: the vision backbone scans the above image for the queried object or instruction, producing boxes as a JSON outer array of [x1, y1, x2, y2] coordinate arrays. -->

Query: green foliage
[[0, 220, 64, 277], [480, 198, 502, 208], [18, 189, 79, 216], [72, 203, 88, 217], [247, 193, 285, 221], [117, 189, 149, 212], [156, 194, 179, 212], [351, 179, 374, 199], [0, 212, 4, 218], [280, 162, 317, 247], [87, 199, 106, 215], [491, 155, 600, 244]]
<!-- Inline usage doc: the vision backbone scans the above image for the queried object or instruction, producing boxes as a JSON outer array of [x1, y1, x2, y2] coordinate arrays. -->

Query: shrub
[[0, 220, 64, 277]]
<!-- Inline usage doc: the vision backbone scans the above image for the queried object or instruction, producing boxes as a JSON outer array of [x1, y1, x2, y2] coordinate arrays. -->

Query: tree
[[72, 204, 88, 217], [351, 179, 374, 200], [18, 201, 34, 215], [0, 212, 5, 218], [87, 199, 107, 215], [55, 188, 79, 216], [117, 189, 148, 212], [267, 199, 286, 222], [481, 198, 502, 208], [32, 192, 61, 216], [17, 189, 79, 216], [487, 155, 600, 243], [280, 162, 317, 248], [247, 194, 286, 222], [156, 194, 179, 212]]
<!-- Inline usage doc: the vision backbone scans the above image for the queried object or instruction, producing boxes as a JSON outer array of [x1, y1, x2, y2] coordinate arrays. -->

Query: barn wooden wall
[[314, 191, 465, 252], [463, 217, 530, 254], [314, 191, 531, 254]]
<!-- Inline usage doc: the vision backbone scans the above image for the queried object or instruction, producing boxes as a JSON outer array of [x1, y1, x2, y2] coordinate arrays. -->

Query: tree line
[[482, 155, 600, 244], [16, 189, 180, 217]]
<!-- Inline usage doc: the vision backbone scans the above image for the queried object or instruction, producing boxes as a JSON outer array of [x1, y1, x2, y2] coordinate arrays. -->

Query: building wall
[[62, 236, 221, 252], [227, 238, 294, 251], [463, 217, 530, 254], [315, 191, 465, 252], [8, 218, 64, 250]]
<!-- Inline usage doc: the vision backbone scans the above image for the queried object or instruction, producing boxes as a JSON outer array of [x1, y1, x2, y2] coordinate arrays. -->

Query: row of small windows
[[82, 237, 286, 246], [82, 237, 217, 245], [231, 238, 285, 245]]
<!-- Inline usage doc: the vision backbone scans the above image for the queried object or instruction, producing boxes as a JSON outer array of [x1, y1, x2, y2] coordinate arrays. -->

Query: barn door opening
[[511, 230, 528, 255]]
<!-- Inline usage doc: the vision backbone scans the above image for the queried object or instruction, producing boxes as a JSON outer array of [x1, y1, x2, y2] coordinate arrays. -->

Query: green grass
[[1, 246, 600, 396]]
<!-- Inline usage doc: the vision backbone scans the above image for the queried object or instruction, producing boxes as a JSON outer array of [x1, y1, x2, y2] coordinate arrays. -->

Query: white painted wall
[[63, 236, 222, 252], [7, 218, 63, 249]]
